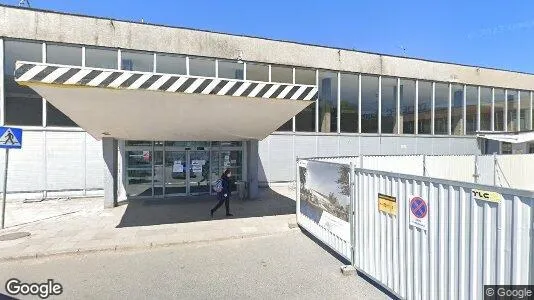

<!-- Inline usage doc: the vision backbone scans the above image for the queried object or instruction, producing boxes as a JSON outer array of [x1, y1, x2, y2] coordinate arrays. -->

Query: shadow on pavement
[[116, 188, 295, 228], [299, 227, 401, 300]]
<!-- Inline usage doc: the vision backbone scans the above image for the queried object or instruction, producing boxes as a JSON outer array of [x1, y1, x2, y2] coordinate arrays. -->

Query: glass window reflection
[[418, 81, 432, 134], [361, 75, 379, 133], [340, 73, 359, 133]]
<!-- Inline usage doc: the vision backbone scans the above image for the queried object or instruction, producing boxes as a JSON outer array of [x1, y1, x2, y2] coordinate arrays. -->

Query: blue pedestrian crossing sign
[[0, 127, 22, 149]]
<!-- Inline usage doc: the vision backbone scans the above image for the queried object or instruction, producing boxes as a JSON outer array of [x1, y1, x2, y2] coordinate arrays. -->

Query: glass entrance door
[[164, 150, 187, 196], [125, 141, 244, 198], [189, 150, 210, 195]]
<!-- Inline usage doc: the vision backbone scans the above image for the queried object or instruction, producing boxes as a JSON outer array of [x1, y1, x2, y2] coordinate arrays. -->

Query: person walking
[[210, 169, 233, 217]]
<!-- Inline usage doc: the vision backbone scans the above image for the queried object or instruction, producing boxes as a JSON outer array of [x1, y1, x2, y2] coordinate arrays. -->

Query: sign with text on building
[[172, 161, 183, 173], [378, 193, 397, 215], [472, 189, 503, 203], [409, 196, 428, 231], [0, 127, 22, 149]]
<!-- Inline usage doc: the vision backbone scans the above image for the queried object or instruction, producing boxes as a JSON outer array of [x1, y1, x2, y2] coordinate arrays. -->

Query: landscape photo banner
[[299, 161, 350, 242]]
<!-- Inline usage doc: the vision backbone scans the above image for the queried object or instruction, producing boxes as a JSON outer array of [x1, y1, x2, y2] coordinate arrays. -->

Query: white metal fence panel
[[476, 155, 495, 185], [495, 154, 534, 190], [362, 155, 424, 176], [312, 156, 359, 166], [296, 159, 352, 261], [353, 168, 534, 300], [426, 155, 476, 183], [306, 153, 534, 192]]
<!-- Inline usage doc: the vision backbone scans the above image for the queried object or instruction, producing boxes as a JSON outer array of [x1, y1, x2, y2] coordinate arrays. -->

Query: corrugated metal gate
[[296, 158, 534, 300]]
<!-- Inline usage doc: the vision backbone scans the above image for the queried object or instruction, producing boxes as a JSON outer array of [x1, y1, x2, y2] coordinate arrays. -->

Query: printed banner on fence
[[299, 161, 351, 242], [409, 195, 428, 230], [378, 193, 397, 215]]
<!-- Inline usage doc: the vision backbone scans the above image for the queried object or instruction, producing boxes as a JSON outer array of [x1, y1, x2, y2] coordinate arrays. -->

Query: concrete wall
[[258, 133, 481, 185], [1, 5, 534, 90]]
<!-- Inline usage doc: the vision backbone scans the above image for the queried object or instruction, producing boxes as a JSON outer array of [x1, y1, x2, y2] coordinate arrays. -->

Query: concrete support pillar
[[246, 139, 259, 199], [102, 137, 118, 208]]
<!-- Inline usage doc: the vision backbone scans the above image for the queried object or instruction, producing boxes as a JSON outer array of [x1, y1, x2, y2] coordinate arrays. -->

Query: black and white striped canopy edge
[[14, 62, 318, 101]]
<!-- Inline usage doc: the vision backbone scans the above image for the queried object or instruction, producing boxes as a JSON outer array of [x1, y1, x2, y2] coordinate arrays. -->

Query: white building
[[1, 5, 533, 206]]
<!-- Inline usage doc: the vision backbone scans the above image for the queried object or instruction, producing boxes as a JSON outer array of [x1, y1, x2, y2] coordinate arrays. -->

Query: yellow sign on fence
[[378, 193, 397, 215], [472, 189, 503, 203]]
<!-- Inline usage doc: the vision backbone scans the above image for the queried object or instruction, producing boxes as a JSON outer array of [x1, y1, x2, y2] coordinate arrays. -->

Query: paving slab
[[0, 186, 297, 261]]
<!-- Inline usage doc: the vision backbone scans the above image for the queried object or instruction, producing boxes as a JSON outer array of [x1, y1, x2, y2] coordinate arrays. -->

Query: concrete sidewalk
[[0, 186, 297, 261]]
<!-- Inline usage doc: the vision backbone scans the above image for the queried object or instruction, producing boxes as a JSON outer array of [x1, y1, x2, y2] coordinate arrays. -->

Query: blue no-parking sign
[[0, 127, 22, 149], [409, 196, 428, 230]]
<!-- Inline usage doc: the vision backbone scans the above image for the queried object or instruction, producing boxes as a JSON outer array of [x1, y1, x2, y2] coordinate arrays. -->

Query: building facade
[[1, 5, 534, 202]]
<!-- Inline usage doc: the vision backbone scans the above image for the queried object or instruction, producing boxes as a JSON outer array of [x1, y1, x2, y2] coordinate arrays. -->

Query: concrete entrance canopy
[[14, 61, 317, 141]]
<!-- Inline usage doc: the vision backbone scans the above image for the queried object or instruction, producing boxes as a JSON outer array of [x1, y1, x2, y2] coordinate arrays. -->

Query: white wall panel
[[85, 133, 103, 189], [431, 138, 450, 155], [258, 137, 270, 183], [45, 131, 85, 190], [379, 136, 399, 155], [316, 135, 339, 157], [268, 135, 294, 182], [267, 134, 482, 184], [415, 137, 436, 155], [0, 131, 45, 192], [360, 136, 381, 155], [338, 135, 359, 156], [397, 136, 418, 155]]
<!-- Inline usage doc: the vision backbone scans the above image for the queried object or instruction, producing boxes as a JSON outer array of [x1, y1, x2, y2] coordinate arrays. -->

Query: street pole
[[1, 148, 8, 229]]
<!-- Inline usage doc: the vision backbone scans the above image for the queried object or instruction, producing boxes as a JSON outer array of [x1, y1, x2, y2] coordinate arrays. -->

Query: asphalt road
[[0, 230, 390, 300]]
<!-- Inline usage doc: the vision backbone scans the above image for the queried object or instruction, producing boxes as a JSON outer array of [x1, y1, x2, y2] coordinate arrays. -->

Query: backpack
[[213, 179, 223, 193]]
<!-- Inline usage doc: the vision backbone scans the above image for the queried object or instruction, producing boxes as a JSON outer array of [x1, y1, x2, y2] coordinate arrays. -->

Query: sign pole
[[0, 126, 22, 229], [1, 148, 9, 229]]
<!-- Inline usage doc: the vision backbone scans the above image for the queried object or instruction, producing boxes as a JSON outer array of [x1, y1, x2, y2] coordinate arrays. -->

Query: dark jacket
[[218, 176, 231, 198]]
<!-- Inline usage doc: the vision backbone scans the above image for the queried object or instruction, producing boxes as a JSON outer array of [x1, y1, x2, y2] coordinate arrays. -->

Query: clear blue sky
[[4, 0, 534, 73]]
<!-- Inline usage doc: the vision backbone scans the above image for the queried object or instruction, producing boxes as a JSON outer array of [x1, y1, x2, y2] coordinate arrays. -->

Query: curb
[[0, 225, 298, 262]]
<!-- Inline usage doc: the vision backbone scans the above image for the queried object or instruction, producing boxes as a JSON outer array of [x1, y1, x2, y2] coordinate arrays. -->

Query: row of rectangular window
[[280, 73, 534, 135], [2, 39, 315, 128], [2, 39, 534, 134]]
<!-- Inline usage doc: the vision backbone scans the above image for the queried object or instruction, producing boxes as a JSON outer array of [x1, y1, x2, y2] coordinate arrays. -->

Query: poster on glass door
[[173, 161, 183, 173]]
